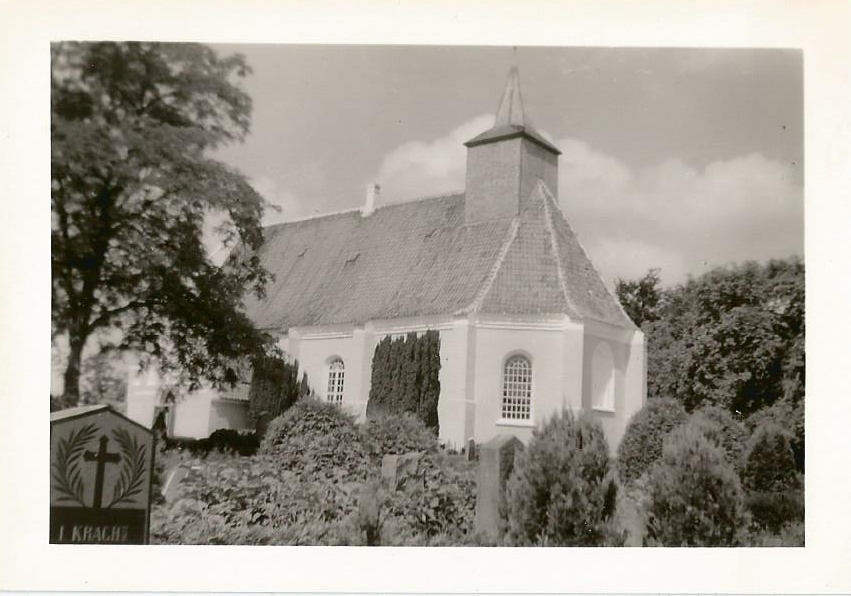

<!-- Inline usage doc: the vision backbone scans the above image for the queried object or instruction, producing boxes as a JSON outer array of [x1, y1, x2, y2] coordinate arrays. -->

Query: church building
[[126, 67, 646, 451]]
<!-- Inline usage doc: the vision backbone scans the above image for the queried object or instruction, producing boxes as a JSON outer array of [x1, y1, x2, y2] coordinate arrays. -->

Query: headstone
[[161, 465, 190, 503], [466, 438, 477, 462], [381, 451, 423, 491], [474, 434, 523, 539], [50, 404, 154, 544]]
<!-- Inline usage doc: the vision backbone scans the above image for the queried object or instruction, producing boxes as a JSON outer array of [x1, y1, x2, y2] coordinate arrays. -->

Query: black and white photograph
[[2, 0, 851, 593]]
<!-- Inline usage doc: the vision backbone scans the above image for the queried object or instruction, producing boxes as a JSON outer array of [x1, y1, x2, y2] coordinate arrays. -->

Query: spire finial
[[494, 63, 526, 128]]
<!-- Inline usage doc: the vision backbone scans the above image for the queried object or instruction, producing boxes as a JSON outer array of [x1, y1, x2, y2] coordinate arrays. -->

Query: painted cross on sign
[[50, 404, 154, 544]]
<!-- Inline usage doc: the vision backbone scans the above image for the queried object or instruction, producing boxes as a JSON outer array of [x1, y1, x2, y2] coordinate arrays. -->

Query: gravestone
[[381, 451, 423, 491], [466, 438, 477, 462], [50, 404, 154, 544], [474, 435, 523, 539]]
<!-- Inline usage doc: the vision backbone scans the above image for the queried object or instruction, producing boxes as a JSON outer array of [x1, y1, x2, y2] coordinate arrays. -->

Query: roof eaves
[[464, 125, 561, 155]]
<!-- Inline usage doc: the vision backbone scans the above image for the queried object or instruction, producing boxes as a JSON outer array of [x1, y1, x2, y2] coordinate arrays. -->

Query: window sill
[[592, 405, 616, 414], [497, 418, 535, 428]]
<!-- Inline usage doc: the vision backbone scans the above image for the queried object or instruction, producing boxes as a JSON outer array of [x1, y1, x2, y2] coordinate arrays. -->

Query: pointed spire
[[494, 66, 526, 128]]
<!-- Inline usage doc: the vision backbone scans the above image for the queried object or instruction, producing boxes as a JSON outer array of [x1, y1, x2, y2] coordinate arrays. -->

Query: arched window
[[326, 358, 345, 404], [591, 342, 615, 411], [502, 354, 532, 420]]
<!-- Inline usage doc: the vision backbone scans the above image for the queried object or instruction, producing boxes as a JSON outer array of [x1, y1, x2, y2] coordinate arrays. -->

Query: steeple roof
[[464, 66, 561, 155], [495, 66, 526, 127]]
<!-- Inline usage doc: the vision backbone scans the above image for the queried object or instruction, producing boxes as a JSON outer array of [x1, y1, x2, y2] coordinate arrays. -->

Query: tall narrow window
[[327, 358, 345, 404], [502, 354, 532, 420], [592, 342, 615, 411]]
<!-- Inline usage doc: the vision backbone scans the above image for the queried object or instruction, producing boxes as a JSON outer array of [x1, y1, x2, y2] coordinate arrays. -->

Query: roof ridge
[[261, 192, 465, 232], [540, 183, 637, 329], [539, 181, 580, 319], [457, 216, 521, 315]]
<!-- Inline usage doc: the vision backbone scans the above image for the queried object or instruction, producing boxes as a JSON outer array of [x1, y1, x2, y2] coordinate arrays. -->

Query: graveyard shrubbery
[[381, 450, 478, 545], [741, 422, 803, 532], [151, 401, 477, 545], [359, 411, 439, 465], [502, 410, 623, 546], [617, 397, 688, 485], [643, 420, 750, 546], [260, 397, 370, 479], [689, 405, 749, 469]]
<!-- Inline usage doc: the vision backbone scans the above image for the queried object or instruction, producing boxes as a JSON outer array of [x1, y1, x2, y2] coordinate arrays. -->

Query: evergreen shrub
[[741, 422, 803, 531], [502, 410, 623, 546], [689, 405, 749, 469], [367, 331, 441, 432], [643, 421, 749, 546], [247, 353, 308, 436], [617, 397, 688, 485]]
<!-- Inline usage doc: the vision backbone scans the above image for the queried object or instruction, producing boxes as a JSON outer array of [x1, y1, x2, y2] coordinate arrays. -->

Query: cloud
[[558, 139, 803, 286], [372, 120, 803, 287], [374, 114, 493, 203]]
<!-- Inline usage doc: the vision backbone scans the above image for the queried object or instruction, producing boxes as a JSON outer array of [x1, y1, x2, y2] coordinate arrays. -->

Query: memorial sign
[[50, 404, 154, 544]]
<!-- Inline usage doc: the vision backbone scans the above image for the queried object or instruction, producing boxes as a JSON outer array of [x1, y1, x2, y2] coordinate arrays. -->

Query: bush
[[745, 520, 804, 547], [643, 421, 749, 546], [382, 450, 477, 544], [359, 412, 438, 464], [248, 353, 308, 435], [617, 397, 688, 485], [502, 410, 622, 546], [207, 428, 260, 456], [689, 405, 748, 469], [741, 422, 803, 531], [742, 423, 800, 493], [747, 398, 804, 473], [260, 397, 369, 479]]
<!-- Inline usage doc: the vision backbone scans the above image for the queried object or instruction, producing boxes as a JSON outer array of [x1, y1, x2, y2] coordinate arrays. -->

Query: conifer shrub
[[643, 421, 750, 546], [502, 410, 623, 546], [247, 353, 309, 436], [741, 422, 803, 532], [690, 405, 749, 469], [366, 330, 441, 432], [617, 397, 688, 485]]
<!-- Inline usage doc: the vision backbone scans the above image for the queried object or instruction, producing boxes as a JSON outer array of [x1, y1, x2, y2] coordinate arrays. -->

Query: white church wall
[[434, 318, 471, 450], [125, 365, 161, 428], [471, 317, 568, 445], [208, 399, 250, 432], [172, 388, 215, 439], [295, 329, 364, 419], [581, 323, 647, 452]]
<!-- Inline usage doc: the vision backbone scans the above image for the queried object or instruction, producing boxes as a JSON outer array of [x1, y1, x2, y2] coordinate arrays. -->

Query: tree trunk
[[62, 334, 86, 408]]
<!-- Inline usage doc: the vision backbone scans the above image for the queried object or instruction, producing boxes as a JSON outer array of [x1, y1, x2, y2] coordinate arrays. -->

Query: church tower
[[464, 67, 561, 224]]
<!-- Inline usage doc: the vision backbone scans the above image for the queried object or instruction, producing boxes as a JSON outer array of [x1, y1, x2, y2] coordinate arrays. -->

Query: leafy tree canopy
[[52, 42, 273, 406], [615, 268, 663, 328], [620, 258, 803, 420]]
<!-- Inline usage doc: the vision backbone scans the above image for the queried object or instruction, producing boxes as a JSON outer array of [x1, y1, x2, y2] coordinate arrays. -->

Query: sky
[[209, 44, 803, 287]]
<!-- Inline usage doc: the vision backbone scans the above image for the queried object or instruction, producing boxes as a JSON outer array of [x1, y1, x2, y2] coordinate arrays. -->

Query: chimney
[[362, 183, 380, 216]]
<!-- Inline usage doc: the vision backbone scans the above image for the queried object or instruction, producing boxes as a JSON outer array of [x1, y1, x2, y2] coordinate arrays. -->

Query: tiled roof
[[242, 185, 634, 330]]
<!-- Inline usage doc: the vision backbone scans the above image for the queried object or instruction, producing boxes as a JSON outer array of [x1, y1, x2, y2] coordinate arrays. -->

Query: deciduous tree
[[52, 42, 272, 406]]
